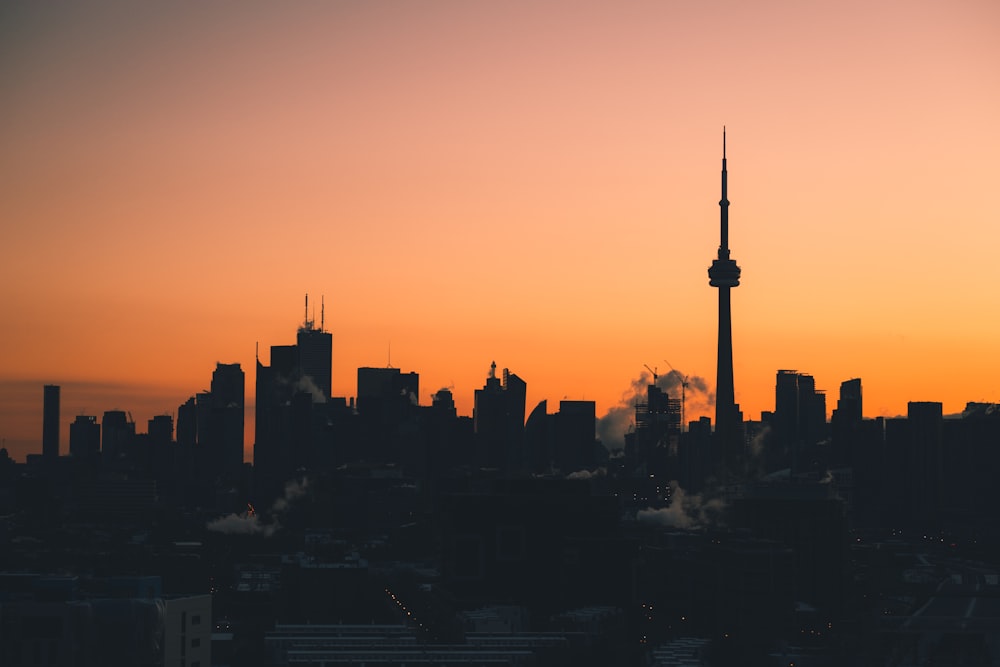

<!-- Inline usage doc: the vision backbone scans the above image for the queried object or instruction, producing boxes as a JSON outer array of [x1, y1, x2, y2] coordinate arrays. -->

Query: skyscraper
[[835, 378, 863, 425], [773, 370, 828, 471], [69, 415, 100, 463], [473, 362, 526, 472], [707, 130, 742, 475], [210, 362, 245, 482], [42, 384, 60, 461], [297, 295, 332, 401]]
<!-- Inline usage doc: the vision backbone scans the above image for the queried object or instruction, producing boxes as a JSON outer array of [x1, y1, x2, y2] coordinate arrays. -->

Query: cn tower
[[707, 129, 741, 441]]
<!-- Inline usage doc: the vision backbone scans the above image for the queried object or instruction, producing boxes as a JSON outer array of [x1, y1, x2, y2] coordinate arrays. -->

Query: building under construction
[[625, 380, 682, 478]]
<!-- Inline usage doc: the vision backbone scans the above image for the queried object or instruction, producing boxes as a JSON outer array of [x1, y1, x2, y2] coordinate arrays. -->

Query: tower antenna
[[321, 296, 325, 331]]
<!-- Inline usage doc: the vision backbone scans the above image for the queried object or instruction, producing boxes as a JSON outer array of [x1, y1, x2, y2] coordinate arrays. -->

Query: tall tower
[[707, 130, 742, 467]]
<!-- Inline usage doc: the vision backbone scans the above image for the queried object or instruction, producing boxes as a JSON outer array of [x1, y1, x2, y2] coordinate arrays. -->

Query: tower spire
[[720, 127, 730, 256]]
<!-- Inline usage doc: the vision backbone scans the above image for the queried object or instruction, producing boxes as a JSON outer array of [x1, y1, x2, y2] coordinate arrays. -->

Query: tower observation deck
[[708, 129, 742, 457]]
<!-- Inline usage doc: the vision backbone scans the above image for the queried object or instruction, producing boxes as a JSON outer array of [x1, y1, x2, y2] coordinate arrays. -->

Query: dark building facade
[[772, 370, 827, 472], [69, 415, 100, 463], [210, 362, 245, 483], [473, 362, 526, 472], [254, 301, 335, 503]]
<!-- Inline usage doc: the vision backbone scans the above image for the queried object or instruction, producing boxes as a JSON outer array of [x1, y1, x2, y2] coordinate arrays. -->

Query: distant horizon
[[0, 347, 985, 464]]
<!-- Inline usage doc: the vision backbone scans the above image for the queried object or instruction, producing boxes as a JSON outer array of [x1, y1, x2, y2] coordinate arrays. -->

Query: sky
[[1, 0, 998, 463]]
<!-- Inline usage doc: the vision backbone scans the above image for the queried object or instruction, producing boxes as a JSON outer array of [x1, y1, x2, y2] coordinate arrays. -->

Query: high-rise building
[[69, 415, 100, 461], [431, 388, 457, 419], [148, 414, 174, 447], [473, 362, 526, 471], [101, 410, 135, 466], [210, 362, 245, 482], [254, 297, 334, 503], [773, 370, 827, 472], [42, 384, 60, 461], [707, 130, 743, 477], [176, 396, 197, 448], [356, 367, 419, 416], [907, 401, 943, 525], [555, 400, 597, 473], [834, 378, 863, 425]]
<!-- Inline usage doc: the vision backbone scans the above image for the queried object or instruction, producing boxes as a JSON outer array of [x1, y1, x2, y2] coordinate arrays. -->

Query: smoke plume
[[565, 467, 606, 480], [597, 369, 714, 450], [207, 477, 310, 537], [295, 376, 327, 403], [636, 481, 726, 529]]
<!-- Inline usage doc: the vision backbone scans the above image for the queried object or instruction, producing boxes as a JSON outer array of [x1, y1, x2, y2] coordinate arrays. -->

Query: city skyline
[[2, 1, 999, 462]]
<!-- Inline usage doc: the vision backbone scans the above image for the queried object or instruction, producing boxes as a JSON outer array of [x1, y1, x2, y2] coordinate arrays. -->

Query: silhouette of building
[[473, 362, 526, 472], [297, 294, 332, 401], [42, 384, 60, 461], [834, 378, 862, 425], [147, 414, 173, 446], [431, 387, 457, 419], [176, 396, 196, 448], [906, 401, 943, 526], [69, 415, 100, 462], [521, 400, 598, 474], [555, 400, 597, 473], [626, 379, 682, 478], [356, 367, 419, 418], [707, 130, 743, 477], [101, 410, 134, 468], [209, 362, 245, 482], [254, 300, 335, 503], [773, 370, 827, 472]]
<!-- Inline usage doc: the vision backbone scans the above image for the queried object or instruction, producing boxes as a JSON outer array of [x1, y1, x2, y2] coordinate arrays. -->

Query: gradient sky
[[2, 1, 998, 463]]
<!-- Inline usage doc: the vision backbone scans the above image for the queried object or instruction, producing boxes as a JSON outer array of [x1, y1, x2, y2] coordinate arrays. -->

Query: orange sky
[[2, 1, 999, 463]]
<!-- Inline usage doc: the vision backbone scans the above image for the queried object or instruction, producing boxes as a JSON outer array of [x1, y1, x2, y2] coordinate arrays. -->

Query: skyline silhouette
[[3, 5, 1000, 664], [2, 2, 999, 459]]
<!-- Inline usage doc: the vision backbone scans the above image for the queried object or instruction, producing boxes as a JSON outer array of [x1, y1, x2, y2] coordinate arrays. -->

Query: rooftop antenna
[[304, 293, 309, 325], [387, 342, 392, 368], [321, 296, 325, 331]]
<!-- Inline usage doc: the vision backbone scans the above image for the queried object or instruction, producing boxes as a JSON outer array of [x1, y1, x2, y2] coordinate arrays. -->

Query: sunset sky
[[2, 1, 998, 462]]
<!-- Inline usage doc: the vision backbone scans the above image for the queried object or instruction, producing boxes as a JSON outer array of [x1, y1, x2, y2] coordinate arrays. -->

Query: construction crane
[[664, 360, 690, 433], [643, 364, 658, 384]]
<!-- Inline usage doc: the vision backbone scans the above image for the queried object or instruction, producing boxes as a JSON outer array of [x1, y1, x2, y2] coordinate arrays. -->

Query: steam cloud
[[207, 477, 310, 537], [636, 480, 726, 529], [295, 376, 327, 404], [566, 467, 606, 480], [597, 369, 714, 450]]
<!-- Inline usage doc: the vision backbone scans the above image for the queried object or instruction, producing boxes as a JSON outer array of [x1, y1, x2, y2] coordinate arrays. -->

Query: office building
[[474, 362, 526, 471]]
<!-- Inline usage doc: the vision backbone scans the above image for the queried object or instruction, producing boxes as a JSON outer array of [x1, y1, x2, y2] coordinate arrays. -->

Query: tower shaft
[[707, 130, 742, 465]]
